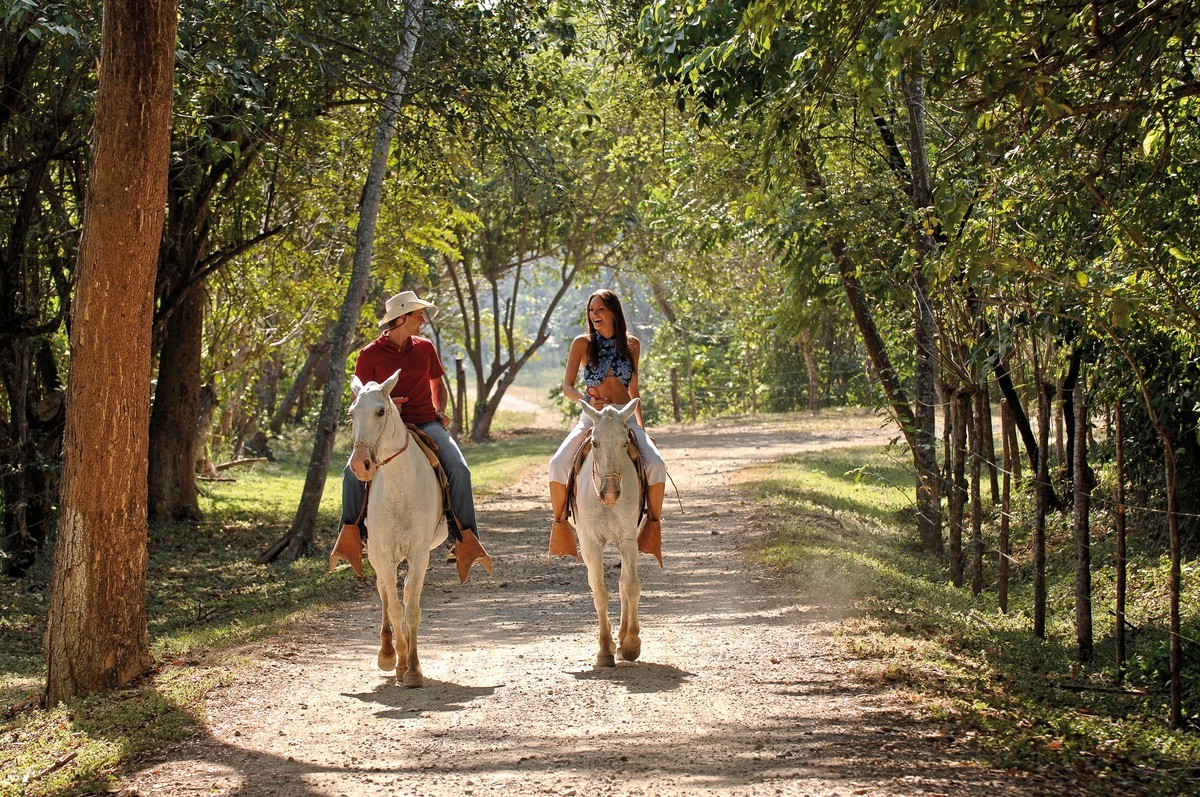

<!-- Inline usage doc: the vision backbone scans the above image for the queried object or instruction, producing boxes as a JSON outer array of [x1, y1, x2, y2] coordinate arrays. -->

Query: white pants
[[549, 413, 666, 485]]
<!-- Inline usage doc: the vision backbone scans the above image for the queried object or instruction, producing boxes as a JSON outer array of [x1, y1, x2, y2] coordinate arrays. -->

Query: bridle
[[351, 393, 410, 469], [589, 424, 627, 497]]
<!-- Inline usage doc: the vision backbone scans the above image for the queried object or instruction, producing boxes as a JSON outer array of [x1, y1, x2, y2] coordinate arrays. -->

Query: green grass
[[743, 445, 1200, 795], [0, 426, 554, 796]]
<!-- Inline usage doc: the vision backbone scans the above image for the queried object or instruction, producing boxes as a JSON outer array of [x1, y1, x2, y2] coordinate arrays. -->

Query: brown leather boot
[[329, 523, 366, 578], [454, 528, 494, 584], [549, 518, 578, 559], [638, 518, 662, 568]]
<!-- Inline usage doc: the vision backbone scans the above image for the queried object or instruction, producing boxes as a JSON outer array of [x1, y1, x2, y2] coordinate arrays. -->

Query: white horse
[[347, 370, 446, 688], [572, 398, 645, 667]]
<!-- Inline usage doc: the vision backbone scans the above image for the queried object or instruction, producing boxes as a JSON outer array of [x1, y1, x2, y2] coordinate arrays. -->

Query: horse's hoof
[[596, 653, 616, 668], [402, 671, 424, 688], [377, 652, 397, 672], [619, 643, 641, 662]]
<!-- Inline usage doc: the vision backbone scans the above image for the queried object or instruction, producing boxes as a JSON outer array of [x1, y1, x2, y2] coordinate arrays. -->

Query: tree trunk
[[1033, 381, 1053, 639], [0, 339, 64, 576], [903, 70, 944, 560], [268, 335, 332, 435], [261, 0, 426, 563], [148, 280, 204, 520], [994, 356, 1039, 475], [800, 329, 819, 413], [670, 367, 681, 423], [981, 387, 1000, 503], [1073, 375, 1092, 662], [794, 131, 941, 556], [44, 0, 175, 706], [998, 398, 1013, 613], [949, 388, 968, 587], [970, 386, 984, 596], [1164, 437, 1183, 728], [1114, 401, 1127, 681]]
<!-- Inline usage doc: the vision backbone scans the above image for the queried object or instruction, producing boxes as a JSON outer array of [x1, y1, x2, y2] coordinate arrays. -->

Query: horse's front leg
[[616, 537, 641, 661], [399, 549, 432, 688], [579, 536, 615, 668], [374, 566, 406, 674]]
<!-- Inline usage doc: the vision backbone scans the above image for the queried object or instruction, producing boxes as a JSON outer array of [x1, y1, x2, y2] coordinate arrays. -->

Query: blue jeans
[[341, 421, 478, 543]]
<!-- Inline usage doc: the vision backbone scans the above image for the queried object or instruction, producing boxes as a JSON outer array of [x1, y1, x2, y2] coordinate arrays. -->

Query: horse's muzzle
[[349, 447, 377, 482], [599, 476, 621, 506]]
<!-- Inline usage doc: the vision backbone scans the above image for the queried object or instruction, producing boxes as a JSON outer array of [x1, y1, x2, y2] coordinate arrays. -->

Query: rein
[[353, 398, 411, 468]]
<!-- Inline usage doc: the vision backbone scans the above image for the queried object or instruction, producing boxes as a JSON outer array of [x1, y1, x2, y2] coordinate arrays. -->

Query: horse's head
[[580, 398, 640, 506], [347, 369, 401, 482]]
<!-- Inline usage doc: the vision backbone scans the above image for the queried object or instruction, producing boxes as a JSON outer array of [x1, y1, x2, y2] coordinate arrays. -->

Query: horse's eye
[[376, 407, 386, 416]]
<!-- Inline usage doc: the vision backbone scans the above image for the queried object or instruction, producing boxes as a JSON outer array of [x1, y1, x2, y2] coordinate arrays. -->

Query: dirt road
[[119, 414, 1049, 796]]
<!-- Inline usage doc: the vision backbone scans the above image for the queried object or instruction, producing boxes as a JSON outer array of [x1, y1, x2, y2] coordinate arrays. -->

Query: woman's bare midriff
[[590, 374, 630, 407]]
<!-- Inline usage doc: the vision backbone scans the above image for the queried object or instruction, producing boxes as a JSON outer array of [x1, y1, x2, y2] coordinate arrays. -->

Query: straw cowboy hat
[[378, 290, 436, 329]]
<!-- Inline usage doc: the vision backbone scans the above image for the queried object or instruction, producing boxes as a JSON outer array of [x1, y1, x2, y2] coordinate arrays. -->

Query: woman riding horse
[[548, 289, 665, 564]]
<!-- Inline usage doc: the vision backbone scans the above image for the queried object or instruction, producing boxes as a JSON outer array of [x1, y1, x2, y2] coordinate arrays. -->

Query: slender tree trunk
[[147, 280, 204, 520], [800, 329, 819, 413], [994, 356, 1039, 475], [44, 0, 175, 706], [1054, 379, 1065, 474], [268, 335, 332, 435], [1114, 401, 1127, 682], [998, 398, 1013, 613], [670, 367, 681, 423], [1164, 438, 1183, 728], [1073, 375, 1092, 662], [1033, 381, 1053, 638], [904, 70, 944, 559], [261, 0, 426, 563], [981, 387, 1000, 503], [949, 388, 968, 586], [970, 386, 985, 595], [795, 131, 942, 556]]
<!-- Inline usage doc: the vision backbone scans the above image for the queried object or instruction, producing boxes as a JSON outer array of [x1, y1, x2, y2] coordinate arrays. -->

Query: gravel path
[[118, 413, 1054, 796]]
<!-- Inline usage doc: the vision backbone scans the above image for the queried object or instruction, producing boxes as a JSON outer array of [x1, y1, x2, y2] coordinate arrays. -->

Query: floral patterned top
[[583, 334, 634, 388]]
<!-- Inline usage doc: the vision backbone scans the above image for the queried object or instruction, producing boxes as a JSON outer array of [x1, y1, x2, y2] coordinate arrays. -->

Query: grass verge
[[0, 421, 560, 796], [742, 443, 1200, 796]]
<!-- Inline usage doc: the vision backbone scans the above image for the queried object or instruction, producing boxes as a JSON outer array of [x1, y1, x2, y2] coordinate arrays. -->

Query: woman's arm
[[628, 336, 645, 427], [562, 336, 590, 404]]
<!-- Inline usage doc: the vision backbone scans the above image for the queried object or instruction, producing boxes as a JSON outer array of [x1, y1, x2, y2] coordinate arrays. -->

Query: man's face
[[391, 309, 425, 337]]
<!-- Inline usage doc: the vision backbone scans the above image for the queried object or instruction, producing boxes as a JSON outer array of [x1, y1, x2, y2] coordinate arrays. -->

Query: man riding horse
[[330, 290, 482, 578]]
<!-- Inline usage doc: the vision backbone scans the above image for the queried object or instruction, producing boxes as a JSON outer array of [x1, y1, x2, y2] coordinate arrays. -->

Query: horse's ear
[[381, 369, 401, 395], [350, 375, 364, 398], [618, 397, 640, 422], [579, 398, 601, 421]]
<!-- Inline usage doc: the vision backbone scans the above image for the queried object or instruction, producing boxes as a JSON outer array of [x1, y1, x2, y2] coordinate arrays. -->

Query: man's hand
[[392, 395, 410, 410], [436, 410, 451, 428]]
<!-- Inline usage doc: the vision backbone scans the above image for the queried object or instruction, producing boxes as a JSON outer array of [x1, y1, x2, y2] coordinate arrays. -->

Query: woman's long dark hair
[[586, 289, 635, 369]]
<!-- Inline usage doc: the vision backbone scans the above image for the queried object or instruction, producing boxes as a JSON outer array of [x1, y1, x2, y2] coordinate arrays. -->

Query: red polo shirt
[[353, 334, 446, 425]]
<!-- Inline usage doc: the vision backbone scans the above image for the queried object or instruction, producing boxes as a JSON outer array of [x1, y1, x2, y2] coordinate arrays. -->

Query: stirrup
[[329, 523, 366, 578], [549, 518, 578, 560], [454, 528, 493, 584], [638, 518, 662, 568]]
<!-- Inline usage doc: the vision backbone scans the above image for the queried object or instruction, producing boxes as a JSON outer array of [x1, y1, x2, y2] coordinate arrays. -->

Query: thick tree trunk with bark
[[148, 281, 204, 520], [44, 0, 175, 706], [261, 0, 425, 563]]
